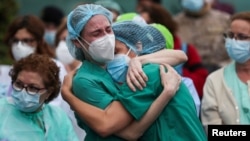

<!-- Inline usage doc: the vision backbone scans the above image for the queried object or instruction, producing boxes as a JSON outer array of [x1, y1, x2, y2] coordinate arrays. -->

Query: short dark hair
[[41, 5, 64, 27]]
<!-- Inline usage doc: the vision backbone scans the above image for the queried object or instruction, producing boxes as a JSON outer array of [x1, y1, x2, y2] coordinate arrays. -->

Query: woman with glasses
[[2, 15, 68, 106], [201, 12, 250, 133], [0, 54, 78, 140]]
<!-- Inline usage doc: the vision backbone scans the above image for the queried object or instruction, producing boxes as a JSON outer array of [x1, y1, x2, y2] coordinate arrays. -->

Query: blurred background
[[1, 0, 249, 64]]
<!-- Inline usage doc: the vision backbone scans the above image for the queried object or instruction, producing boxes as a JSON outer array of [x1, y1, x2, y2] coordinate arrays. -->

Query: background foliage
[[0, 0, 18, 64]]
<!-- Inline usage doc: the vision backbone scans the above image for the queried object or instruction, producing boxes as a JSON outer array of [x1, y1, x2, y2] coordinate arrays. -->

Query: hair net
[[112, 21, 166, 55], [66, 4, 113, 61], [95, 0, 123, 14], [115, 12, 146, 24], [150, 23, 174, 49]]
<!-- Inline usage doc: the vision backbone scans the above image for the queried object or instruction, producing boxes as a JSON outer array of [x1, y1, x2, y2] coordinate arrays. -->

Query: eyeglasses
[[10, 38, 36, 45], [12, 81, 46, 95], [223, 32, 250, 41]]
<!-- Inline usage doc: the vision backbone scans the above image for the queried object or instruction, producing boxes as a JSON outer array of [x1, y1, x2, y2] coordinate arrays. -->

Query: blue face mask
[[107, 53, 131, 83], [11, 89, 42, 112], [225, 38, 250, 63], [181, 0, 204, 12], [44, 31, 56, 46]]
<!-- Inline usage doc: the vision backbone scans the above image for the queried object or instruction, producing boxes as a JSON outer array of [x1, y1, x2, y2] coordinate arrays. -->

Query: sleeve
[[182, 77, 200, 117], [201, 75, 222, 133], [49, 106, 80, 141], [116, 64, 163, 120], [183, 44, 209, 98], [72, 76, 115, 109], [49, 59, 67, 107]]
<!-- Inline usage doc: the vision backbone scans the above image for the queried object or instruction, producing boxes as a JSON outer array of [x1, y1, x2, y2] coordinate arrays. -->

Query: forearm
[[115, 87, 173, 140], [62, 88, 133, 137], [62, 88, 107, 133], [137, 49, 187, 66]]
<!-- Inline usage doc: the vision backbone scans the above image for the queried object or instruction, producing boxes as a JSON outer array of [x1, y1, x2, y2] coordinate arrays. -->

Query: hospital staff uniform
[[73, 61, 207, 141], [73, 61, 124, 141], [0, 98, 79, 141], [117, 63, 207, 141]]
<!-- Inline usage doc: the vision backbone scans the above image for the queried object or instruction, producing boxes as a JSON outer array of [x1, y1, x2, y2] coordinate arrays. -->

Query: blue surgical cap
[[112, 21, 166, 55], [66, 4, 113, 61]]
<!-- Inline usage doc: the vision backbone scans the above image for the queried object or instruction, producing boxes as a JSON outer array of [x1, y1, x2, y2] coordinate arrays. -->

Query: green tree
[[0, 0, 18, 64]]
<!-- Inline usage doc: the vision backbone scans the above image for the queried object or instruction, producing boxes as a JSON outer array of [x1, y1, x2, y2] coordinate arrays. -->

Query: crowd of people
[[0, 0, 249, 140]]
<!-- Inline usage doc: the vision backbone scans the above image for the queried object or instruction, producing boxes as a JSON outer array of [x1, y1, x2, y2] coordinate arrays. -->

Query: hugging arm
[[115, 64, 181, 140], [127, 49, 187, 91], [62, 65, 181, 140]]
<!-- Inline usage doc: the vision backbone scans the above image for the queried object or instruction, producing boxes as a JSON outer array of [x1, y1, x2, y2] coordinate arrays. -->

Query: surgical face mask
[[225, 38, 250, 63], [11, 89, 43, 112], [107, 49, 131, 83], [44, 30, 56, 46], [78, 34, 115, 63], [56, 40, 75, 64], [11, 41, 36, 61], [181, 0, 204, 12]]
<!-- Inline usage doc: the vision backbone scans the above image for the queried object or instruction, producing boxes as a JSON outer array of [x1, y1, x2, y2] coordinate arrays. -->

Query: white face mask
[[11, 41, 36, 61], [78, 34, 115, 63], [56, 40, 75, 64]]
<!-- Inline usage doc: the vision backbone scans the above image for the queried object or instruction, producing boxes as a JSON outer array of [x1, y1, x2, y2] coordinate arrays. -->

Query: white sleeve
[[182, 77, 201, 117]]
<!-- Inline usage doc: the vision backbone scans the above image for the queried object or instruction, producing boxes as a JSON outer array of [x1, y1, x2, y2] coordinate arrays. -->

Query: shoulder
[[173, 12, 185, 21], [207, 67, 224, 80], [44, 104, 68, 118], [209, 9, 230, 20], [142, 63, 160, 73]]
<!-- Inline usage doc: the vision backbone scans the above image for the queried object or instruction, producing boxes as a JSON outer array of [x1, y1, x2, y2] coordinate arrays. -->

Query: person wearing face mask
[[3, 15, 68, 106], [62, 19, 206, 140], [55, 17, 81, 73], [0, 54, 78, 141], [61, 4, 203, 141], [201, 12, 250, 134], [1, 15, 82, 138], [40, 5, 64, 48], [174, 0, 231, 73]]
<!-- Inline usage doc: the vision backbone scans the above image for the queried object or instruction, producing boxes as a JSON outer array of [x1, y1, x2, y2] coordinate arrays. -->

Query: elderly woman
[[0, 54, 78, 141], [2, 15, 67, 107], [201, 11, 250, 132]]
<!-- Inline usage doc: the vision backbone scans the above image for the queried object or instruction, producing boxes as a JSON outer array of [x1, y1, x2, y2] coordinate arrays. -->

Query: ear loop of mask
[[76, 37, 93, 61]]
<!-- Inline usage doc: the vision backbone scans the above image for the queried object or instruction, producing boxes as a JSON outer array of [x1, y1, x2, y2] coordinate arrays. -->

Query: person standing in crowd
[[201, 11, 250, 133], [40, 5, 64, 47], [62, 4, 206, 140], [138, 2, 208, 100], [0, 54, 78, 141], [55, 17, 82, 73], [54, 17, 86, 140], [1, 15, 84, 139], [174, 0, 231, 73], [2, 15, 67, 107], [95, 0, 123, 22]]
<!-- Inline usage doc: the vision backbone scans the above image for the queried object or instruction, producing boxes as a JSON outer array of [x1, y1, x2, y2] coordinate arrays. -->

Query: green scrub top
[[117, 63, 207, 141], [73, 61, 125, 141], [0, 98, 79, 141]]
